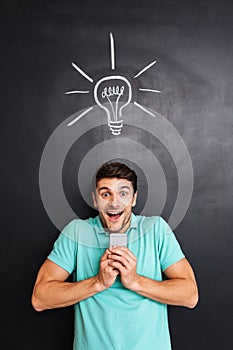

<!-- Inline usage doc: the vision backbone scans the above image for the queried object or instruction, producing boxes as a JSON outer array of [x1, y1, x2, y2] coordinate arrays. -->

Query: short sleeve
[[157, 217, 185, 272], [47, 220, 78, 274]]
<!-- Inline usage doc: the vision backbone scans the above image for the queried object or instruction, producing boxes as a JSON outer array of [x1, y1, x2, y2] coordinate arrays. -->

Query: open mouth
[[106, 211, 124, 221]]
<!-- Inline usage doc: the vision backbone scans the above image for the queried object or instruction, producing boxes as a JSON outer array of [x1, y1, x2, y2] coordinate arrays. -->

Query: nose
[[109, 193, 121, 208]]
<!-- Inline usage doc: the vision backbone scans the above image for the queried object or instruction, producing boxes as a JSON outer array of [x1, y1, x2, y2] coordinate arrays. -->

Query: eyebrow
[[119, 186, 131, 190], [98, 187, 110, 192], [98, 185, 131, 193]]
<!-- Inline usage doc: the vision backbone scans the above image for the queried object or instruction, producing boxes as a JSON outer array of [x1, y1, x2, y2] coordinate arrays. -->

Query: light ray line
[[65, 90, 90, 94], [134, 101, 155, 117], [139, 88, 161, 93], [110, 32, 115, 70], [67, 107, 93, 127], [133, 60, 157, 78], [71, 62, 94, 83]]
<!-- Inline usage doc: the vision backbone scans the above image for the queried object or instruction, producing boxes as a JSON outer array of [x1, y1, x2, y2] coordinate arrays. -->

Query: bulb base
[[108, 120, 123, 136]]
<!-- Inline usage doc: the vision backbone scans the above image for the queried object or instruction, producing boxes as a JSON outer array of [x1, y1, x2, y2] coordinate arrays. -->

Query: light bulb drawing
[[94, 76, 132, 135], [65, 32, 162, 134]]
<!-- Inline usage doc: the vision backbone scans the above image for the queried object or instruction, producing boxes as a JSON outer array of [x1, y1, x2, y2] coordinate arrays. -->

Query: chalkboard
[[1, 0, 233, 349]]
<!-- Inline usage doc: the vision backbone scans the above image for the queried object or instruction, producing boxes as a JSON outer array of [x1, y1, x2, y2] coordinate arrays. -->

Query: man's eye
[[120, 191, 128, 197], [101, 192, 110, 198]]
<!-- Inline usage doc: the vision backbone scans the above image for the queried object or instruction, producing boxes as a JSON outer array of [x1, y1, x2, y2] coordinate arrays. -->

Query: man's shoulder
[[128, 215, 167, 245], [60, 217, 98, 240], [134, 214, 163, 227], [135, 215, 173, 235], [131, 215, 166, 236], [63, 216, 98, 228]]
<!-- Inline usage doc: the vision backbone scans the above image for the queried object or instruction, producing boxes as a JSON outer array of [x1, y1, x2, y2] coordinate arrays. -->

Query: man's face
[[92, 177, 137, 233]]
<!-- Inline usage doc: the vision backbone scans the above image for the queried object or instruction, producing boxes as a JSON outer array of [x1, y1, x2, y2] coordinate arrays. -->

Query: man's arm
[[31, 251, 119, 312], [130, 258, 198, 308], [108, 247, 199, 308]]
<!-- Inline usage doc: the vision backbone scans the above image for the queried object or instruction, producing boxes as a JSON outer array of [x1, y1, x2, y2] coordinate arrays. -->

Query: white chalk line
[[134, 60, 157, 78], [71, 62, 94, 83], [65, 90, 90, 94], [139, 88, 161, 93], [110, 33, 115, 70], [67, 107, 93, 126], [134, 101, 156, 117]]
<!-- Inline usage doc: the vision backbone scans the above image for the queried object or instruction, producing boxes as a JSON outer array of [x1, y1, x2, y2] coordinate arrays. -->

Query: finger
[[100, 249, 111, 262], [109, 247, 136, 260], [107, 254, 131, 268], [109, 261, 125, 274], [109, 247, 137, 263], [109, 252, 134, 267], [102, 255, 124, 269], [105, 265, 119, 276]]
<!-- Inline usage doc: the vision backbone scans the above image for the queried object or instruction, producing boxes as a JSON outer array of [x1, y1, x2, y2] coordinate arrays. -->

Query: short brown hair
[[95, 162, 137, 193]]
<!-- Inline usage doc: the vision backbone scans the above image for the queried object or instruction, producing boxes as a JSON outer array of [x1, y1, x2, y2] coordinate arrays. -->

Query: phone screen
[[109, 233, 127, 248]]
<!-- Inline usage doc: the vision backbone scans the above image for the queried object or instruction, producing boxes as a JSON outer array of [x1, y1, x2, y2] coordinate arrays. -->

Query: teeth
[[107, 211, 122, 215]]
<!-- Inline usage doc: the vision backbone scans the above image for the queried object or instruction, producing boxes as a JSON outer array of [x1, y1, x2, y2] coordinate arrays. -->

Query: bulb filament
[[102, 86, 124, 99]]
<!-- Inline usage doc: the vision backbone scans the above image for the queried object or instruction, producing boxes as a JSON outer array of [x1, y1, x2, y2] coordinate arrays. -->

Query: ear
[[132, 191, 138, 207], [92, 192, 98, 208]]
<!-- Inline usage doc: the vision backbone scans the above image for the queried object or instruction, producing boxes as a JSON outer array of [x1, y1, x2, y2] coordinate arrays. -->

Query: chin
[[106, 222, 122, 232]]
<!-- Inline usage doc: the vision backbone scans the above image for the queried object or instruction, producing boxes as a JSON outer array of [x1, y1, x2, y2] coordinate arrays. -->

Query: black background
[[1, 0, 233, 349]]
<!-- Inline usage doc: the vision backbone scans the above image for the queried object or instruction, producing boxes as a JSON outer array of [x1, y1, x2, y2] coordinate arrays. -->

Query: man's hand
[[107, 247, 138, 289], [96, 249, 120, 290], [107, 248, 198, 308]]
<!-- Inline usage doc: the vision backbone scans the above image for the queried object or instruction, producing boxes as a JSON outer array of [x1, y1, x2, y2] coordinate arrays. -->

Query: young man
[[32, 162, 198, 350]]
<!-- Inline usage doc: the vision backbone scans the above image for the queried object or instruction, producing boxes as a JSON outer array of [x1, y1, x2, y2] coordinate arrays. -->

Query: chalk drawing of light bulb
[[66, 32, 161, 133], [93, 76, 132, 135]]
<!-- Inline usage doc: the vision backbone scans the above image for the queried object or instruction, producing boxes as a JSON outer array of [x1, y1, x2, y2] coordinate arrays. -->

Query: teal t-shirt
[[48, 214, 185, 350]]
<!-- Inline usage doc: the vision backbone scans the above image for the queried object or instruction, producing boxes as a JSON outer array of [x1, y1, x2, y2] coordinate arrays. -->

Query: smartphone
[[109, 233, 127, 248]]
